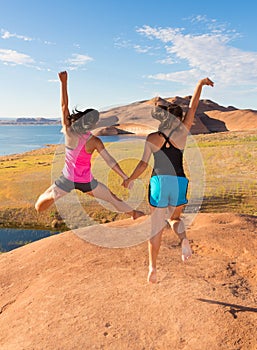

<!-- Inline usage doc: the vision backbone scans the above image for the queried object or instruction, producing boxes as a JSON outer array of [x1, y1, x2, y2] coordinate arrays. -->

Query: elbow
[[106, 158, 117, 169], [141, 160, 148, 168]]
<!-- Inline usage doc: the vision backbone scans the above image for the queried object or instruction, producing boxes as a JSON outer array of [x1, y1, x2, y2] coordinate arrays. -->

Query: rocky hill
[[96, 97, 257, 135], [1, 98, 256, 133]]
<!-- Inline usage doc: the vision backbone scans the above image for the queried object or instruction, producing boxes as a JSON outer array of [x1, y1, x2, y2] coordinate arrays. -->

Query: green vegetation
[[192, 131, 257, 216], [0, 130, 256, 230]]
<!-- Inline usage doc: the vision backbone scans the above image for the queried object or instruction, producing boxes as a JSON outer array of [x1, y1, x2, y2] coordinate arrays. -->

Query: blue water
[[0, 125, 63, 156], [0, 125, 142, 156], [0, 228, 59, 252], [0, 125, 144, 250]]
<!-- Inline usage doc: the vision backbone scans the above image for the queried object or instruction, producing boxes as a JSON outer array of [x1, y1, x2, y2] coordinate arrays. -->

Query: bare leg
[[167, 205, 192, 262], [35, 184, 68, 212], [148, 206, 167, 283], [87, 182, 144, 219]]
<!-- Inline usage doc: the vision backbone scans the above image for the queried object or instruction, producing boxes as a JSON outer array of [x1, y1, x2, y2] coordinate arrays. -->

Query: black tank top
[[152, 131, 186, 177]]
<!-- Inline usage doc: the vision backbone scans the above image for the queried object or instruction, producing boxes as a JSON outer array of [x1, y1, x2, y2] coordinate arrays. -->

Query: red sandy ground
[[0, 212, 257, 349]]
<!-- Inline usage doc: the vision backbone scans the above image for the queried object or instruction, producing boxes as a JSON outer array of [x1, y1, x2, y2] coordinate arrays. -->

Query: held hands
[[122, 177, 134, 189]]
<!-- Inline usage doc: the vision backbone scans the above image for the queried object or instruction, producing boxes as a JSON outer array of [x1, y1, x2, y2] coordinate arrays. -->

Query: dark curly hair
[[68, 108, 99, 134], [151, 103, 184, 131]]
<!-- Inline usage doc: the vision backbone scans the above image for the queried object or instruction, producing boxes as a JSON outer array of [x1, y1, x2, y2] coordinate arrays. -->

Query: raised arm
[[58, 71, 71, 131], [183, 77, 214, 131]]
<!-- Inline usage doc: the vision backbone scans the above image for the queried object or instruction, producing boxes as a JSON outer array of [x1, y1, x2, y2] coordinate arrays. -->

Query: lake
[[0, 228, 59, 252], [0, 125, 145, 251], [0, 125, 62, 156], [0, 125, 143, 156]]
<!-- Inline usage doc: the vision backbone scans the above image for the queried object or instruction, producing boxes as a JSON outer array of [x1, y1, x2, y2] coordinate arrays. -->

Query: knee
[[110, 192, 122, 202], [34, 193, 43, 212], [35, 197, 55, 213], [170, 218, 185, 234], [35, 199, 43, 213], [35, 201, 40, 212], [149, 231, 163, 246], [34, 187, 56, 212]]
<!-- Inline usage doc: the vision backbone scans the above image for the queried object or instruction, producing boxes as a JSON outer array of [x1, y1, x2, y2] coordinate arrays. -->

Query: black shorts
[[55, 174, 98, 193]]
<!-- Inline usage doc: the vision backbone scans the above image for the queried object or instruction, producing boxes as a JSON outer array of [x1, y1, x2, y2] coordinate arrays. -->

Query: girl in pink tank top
[[62, 132, 93, 183], [35, 71, 144, 221]]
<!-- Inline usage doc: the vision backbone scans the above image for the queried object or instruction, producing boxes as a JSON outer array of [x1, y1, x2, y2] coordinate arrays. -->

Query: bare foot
[[132, 210, 145, 220], [147, 267, 157, 283], [181, 238, 192, 262]]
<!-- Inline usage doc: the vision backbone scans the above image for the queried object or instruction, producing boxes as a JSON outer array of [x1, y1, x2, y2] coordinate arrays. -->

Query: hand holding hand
[[122, 178, 134, 189]]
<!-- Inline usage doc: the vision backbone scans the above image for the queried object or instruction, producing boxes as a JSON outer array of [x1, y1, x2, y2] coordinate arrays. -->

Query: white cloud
[[114, 37, 132, 49], [66, 53, 94, 70], [136, 21, 257, 87], [136, 26, 183, 43], [114, 36, 155, 54], [1, 28, 56, 45], [43, 40, 56, 45], [0, 49, 34, 65], [133, 44, 151, 53], [1, 29, 33, 41], [156, 57, 175, 65]]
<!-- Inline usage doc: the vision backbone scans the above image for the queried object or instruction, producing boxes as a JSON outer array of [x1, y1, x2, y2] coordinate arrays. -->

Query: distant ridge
[[16, 117, 60, 124], [96, 96, 257, 135], [0, 117, 60, 125], [1, 97, 257, 133]]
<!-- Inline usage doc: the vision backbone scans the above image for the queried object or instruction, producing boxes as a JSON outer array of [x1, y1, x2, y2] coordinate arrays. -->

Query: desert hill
[[1, 97, 256, 134], [0, 213, 257, 349], [97, 97, 257, 135]]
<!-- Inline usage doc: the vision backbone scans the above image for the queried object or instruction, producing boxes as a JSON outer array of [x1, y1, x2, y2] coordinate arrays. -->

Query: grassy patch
[[191, 130, 257, 216], [0, 131, 256, 229]]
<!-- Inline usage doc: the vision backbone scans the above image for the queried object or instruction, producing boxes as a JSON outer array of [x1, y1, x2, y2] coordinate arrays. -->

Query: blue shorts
[[149, 175, 188, 208]]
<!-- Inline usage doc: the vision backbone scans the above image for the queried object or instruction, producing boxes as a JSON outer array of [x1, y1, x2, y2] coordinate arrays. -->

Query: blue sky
[[1, 0, 257, 118]]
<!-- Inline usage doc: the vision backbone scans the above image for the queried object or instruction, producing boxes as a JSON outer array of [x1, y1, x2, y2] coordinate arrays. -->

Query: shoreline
[[0, 130, 146, 158], [0, 130, 256, 231], [1, 202, 256, 232]]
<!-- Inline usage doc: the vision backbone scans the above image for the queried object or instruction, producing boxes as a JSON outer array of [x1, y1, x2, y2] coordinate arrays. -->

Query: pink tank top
[[62, 132, 93, 183]]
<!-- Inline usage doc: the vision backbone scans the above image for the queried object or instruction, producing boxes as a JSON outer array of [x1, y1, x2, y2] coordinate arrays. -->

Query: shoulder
[[171, 127, 188, 150], [88, 134, 101, 144], [145, 132, 162, 152], [63, 126, 77, 140], [146, 132, 159, 141], [87, 134, 105, 151], [62, 125, 73, 135]]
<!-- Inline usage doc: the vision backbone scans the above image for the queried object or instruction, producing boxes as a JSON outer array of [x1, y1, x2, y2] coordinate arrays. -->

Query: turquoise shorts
[[149, 175, 189, 208]]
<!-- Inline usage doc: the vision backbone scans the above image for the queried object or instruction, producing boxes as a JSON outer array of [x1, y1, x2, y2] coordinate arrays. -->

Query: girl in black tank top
[[122, 77, 214, 283], [152, 130, 186, 177]]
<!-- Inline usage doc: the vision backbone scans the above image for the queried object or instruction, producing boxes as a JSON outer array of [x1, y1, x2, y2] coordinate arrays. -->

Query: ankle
[[132, 210, 144, 220], [179, 235, 187, 243]]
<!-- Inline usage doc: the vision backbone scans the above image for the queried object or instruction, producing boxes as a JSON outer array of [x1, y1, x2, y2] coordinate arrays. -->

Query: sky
[[1, 0, 257, 118]]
